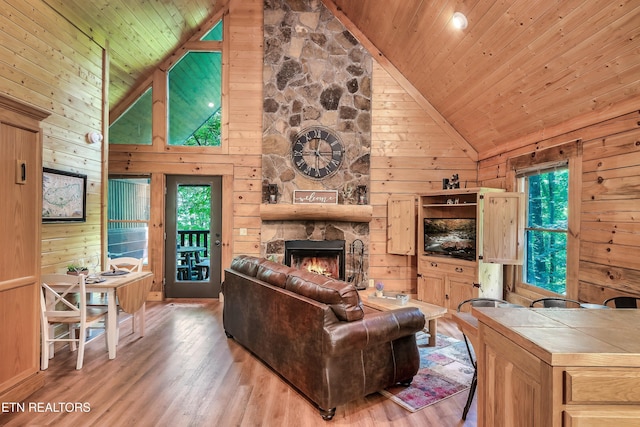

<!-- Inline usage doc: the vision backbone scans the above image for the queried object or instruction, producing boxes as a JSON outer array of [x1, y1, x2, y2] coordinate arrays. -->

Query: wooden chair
[[40, 274, 109, 370], [106, 257, 143, 273], [106, 257, 143, 334], [530, 297, 582, 308], [603, 296, 640, 308], [456, 297, 509, 420], [195, 259, 210, 280]]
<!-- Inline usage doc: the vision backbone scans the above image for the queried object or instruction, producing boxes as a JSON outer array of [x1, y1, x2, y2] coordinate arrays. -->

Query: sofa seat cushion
[[256, 260, 294, 288], [285, 270, 364, 321]]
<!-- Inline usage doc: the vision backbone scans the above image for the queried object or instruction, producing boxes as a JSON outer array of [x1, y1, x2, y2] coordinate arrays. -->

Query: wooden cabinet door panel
[[418, 272, 445, 307], [481, 326, 544, 427], [448, 278, 476, 311], [387, 195, 416, 255], [0, 96, 48, 402], [0, 285, 39, 391], [482, 192, 525, 265]]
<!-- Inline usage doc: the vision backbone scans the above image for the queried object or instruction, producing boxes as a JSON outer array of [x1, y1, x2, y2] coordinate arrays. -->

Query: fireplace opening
[[284, 240, 346, 280]]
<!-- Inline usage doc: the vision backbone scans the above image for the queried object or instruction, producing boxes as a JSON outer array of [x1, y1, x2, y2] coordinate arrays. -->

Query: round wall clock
[[292, 127, 344, 179]]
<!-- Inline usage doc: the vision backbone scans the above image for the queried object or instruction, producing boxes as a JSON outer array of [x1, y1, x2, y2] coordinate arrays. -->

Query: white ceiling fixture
[[452, 12, 468, 30]]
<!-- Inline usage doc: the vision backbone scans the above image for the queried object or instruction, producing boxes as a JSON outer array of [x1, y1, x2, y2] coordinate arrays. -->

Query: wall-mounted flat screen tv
[[424, 218, 476, 261]]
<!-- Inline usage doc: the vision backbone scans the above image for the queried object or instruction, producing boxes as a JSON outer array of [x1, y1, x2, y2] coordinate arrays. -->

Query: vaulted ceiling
[[43, 0, 222, 115], [45, 0, 640, 158]]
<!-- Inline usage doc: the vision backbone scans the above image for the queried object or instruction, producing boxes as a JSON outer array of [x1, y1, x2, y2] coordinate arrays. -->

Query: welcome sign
[[293, 190, 338, 204]]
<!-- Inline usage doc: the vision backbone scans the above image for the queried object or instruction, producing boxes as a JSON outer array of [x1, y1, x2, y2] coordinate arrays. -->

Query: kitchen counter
[[473, 307, 640, 427]]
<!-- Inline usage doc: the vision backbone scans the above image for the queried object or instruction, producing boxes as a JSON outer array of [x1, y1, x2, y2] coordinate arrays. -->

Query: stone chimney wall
[[262, 0, 372, 284]]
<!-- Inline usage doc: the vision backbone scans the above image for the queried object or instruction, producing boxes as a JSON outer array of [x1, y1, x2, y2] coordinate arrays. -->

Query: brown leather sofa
[[222, 255, 426, 420]]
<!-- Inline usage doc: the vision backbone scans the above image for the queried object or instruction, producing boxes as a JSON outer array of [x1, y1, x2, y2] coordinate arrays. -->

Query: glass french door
[[165, 175, 222, 298]]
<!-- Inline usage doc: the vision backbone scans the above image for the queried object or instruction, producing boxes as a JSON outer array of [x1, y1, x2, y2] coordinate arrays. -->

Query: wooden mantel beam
[[260, 204, 373, 223]]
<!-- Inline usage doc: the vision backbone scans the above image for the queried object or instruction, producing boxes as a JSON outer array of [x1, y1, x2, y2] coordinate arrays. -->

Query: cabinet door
[[0, 99, 47, 402], [418, 271, 445, 307], [448, 278, 476, 312], [387, 195, 416, 255], [482, 192, 525, 264], [479, 326, 545, 427]]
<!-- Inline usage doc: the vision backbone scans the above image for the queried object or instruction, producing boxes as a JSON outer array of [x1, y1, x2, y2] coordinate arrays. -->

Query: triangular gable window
[[201, 20, 223, 41], [109, 87, 152, 145], [168, 51, 222, 146]]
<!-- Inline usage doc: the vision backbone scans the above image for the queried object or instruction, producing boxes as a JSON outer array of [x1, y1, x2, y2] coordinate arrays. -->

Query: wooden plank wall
[[479, 111, 640, 303], [108, 0, 263, 296], [369, 62, 477, 293], [0, 0, 104, 274]]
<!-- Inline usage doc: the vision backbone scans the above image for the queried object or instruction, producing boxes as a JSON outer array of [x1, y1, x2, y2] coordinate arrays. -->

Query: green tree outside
[[525, 169, 568, 294]]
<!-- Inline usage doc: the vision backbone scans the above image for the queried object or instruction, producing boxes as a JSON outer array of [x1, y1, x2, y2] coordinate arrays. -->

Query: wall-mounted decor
[[42, 168, 87, 222], [291, 127, 344, 180], [293, 190, 338, 204]]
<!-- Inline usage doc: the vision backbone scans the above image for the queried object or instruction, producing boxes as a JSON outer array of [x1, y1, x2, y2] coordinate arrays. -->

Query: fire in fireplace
[[284, 240, 346, 280]]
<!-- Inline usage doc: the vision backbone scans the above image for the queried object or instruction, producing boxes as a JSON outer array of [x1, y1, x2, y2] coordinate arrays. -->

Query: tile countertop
[[472, 307, 640, 367]]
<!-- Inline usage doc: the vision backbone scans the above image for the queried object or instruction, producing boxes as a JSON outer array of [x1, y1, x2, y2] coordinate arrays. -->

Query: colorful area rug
[[380, 332, 474, 412]]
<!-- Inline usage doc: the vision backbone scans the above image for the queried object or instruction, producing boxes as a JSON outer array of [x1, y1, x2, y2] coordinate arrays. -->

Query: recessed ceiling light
[[452, 12, 468, 30]]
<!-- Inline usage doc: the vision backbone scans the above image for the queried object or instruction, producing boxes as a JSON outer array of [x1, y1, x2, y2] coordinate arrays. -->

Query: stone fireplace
[[284, 239, 346, 280], [261, 218, 369, 289], [261, 0, 372, 286]]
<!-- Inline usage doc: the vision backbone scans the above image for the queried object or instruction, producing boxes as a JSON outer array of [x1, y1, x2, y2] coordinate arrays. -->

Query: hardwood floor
[[2, 300, 477, 426]]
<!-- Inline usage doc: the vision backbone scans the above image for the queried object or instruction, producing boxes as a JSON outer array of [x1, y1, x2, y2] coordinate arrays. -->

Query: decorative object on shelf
[[442, 173, 460, 189], [267, 184, 278, 204], [348, 239, 365, 290], [356, 185, 367, 205], [375, 282, 384, 297], [262, 181, 279, 204], [292, 126, 344, 180]]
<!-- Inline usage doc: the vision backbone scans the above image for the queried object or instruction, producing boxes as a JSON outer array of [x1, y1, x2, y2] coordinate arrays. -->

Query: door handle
[[215, 240, 221, 246]]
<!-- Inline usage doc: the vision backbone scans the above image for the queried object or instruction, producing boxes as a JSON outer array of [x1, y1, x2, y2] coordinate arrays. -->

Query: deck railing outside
[[178, 230, 210, 258]]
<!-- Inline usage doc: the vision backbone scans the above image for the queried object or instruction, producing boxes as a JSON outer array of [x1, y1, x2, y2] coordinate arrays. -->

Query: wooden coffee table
[[360, 289, 447, 346]]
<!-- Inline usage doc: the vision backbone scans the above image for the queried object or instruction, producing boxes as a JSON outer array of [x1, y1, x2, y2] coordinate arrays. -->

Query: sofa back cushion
[[230, 255, 264, 277], [285, 270, 364, 322], [256, 261, 294, 288]]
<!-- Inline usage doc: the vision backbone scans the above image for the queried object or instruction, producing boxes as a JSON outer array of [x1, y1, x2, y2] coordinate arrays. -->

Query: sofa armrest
[[322, 307, 425, 355]]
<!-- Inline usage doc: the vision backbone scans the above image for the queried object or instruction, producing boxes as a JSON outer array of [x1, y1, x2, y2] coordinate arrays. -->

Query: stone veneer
[[262, 0, 372, 286]]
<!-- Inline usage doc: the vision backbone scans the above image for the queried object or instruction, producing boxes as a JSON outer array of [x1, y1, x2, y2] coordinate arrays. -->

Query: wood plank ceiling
[[42, 0, 221, 114], [44, 0, 640, 158], [331, 0, 640, 157]]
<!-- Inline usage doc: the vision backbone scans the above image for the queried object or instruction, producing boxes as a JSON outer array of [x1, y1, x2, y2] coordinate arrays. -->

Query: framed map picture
[[42, 168, 87, 222]]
